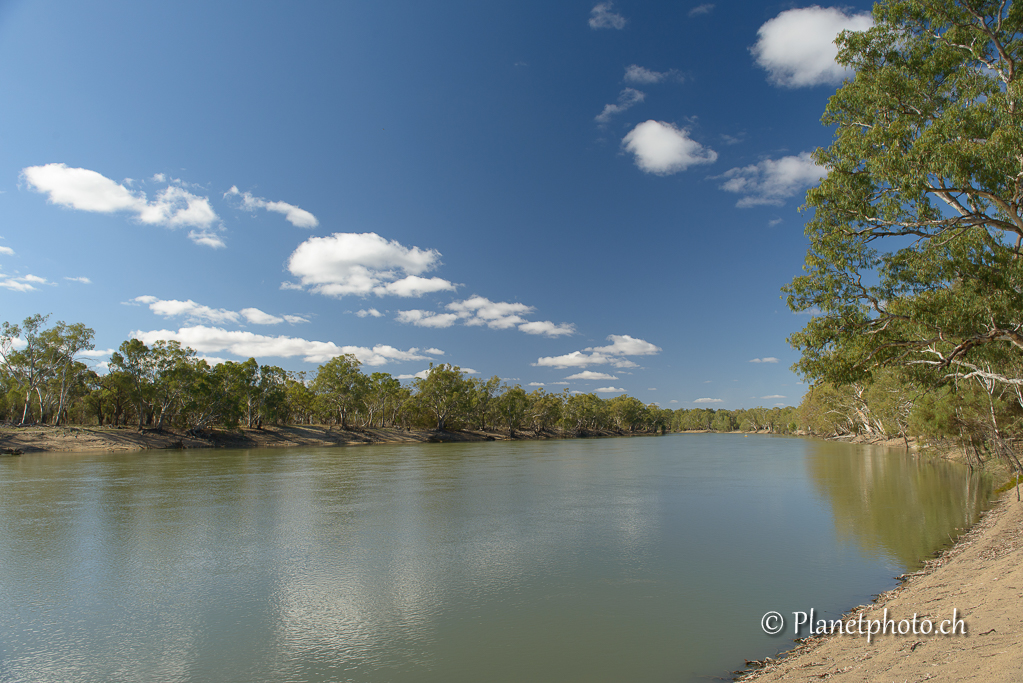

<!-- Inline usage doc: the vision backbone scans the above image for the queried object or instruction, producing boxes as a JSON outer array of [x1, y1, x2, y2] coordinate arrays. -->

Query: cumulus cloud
[[283, 315, 309, 324], [565, 371, 618, 380], [596, 386, 626, 393], [623, 65, 680, 85], [689, 3, 714, 16], [0, 246, 13, 255], [622, 121, 717, 175], [133, 325, 434, 366], [761, 394, 786, 399], [718, 152, 826, 207], [589, 2, 626, 29], [80, 348, 116, 358], [529, 382, 545, 386], [535, 334, 661, 368], [694, 397, 723, 404], [225, 186, 318, 228], [749, 357, 779, 363], [240, 308, 285, 325], [23, 164, 223, 245], [64, 276, 91, 284], [356, 309, 384, 318], [595, 88, 645, 124], [285, 232, 456, 298], [752, 7, 873, 88]]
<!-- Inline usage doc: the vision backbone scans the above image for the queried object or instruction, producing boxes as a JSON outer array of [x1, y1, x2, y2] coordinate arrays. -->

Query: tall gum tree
[[786, 0, 1023, 401]]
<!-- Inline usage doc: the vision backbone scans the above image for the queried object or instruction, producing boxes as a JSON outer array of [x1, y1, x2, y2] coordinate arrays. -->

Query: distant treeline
[[0, 314, 805, 437]]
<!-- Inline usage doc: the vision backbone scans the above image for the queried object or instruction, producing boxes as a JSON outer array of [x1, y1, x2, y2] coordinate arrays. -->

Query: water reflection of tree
[[806, 443, 992, 569]]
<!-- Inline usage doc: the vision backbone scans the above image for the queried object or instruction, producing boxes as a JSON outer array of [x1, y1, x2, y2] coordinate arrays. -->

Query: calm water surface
[[0, 434, 991, 683]]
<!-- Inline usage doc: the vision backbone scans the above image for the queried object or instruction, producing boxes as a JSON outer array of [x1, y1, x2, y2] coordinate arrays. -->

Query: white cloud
[[462, 367, 479, 375], [0, 246, 13, 255], [240, 308, 284, 325], [1, 274, 50, 291], [394, 296, 575, 338], [689, 3, 714, 17], [188, 230, 226, 249], [752, 7, 873, 88], [64, 276, 91, 284], [622, 121, 717, 175], [447, 296, 532, 329], [225, 186, 319, 228], [694, 397, 723, 403], [134, 295, 303, 327], [396, 369, 431, 380], [518, 320, 575, 337], [133, 325, 434, 366], [395, 309, 460, 328], [749, 357, 779, 363], [356, 309, 384, 318], [529, 382, 545, 386], [535, 334, 661, 368], [134, 295, 240, 325], [565, 371, 618, 381], [718, 152, 826, 207], [623, 65, 680, 85], [595, 88, 645, 124], [80, 348, 116, 358], [596, 386, 626, 393], [589, 2, 626, 29], [424, 348, 444, 355], [761, 394, 786, 399], [23, 164, 222, 245], [669, 400, 679, 404], [285, 232, 456, 298]]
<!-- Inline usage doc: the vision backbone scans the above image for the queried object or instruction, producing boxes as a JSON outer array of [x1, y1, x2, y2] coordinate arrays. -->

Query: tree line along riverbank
[[1, 313, 804, 442]]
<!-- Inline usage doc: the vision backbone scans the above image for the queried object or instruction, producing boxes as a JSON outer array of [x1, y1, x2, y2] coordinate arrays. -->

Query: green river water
[[0, 433, 992, 682]]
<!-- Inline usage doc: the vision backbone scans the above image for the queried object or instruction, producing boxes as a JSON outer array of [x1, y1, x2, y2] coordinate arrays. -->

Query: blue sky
[[0, 0, 874, 409]]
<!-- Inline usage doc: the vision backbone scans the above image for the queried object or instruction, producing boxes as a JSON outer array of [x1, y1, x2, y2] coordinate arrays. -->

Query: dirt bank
[[736, 491, 1023, 682], [0, 424, 645, 455]]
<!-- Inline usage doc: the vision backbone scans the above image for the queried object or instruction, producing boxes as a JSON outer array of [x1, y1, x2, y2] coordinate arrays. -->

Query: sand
[[738, 492, 1023, 682]]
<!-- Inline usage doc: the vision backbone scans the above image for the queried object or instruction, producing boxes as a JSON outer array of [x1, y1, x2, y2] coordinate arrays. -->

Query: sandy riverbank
[[737, 488, 1023, 682]]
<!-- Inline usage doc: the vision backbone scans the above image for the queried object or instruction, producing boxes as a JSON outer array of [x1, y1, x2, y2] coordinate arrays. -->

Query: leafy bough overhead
[[785, 0, 1023, 396]]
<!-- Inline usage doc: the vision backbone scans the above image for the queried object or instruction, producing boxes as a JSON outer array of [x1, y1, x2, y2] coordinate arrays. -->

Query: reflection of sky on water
[[0, 437, 990, 683]]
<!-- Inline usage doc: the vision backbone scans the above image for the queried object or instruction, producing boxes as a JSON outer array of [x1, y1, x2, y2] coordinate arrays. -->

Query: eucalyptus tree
[[496, 384, 529, 436], [413, 364, 471, 431], [39, 321, 95, 426], [363, 372, 401, 427], [0, 314, 51, 424], [786, 0, 1023, 409], [311, 354, 367, 429], [110, 339, 155, 428]]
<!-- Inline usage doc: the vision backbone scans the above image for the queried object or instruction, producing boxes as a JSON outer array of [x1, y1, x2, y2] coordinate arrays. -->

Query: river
[[0, 434, 991, 682]]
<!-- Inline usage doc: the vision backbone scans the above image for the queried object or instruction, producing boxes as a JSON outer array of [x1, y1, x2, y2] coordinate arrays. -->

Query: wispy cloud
[[595, 88, 645, 124], [694, 397, 723, 403], [23, 163, 223, 246], [689, 3, 715, 17], [623, 65, 681, 85], [356, 309, 384, 318], [285, 232, 457, 298], [595, 386, 626, 393], [225, 186, 318, 228], [752, 7, 873, 88], [589, 2, 626, 29], [64, 276, 91, 284], [131, 295, 305, 326], [1, 273, 51, 292], [718, 152, 825, 207], [622, 121, 717, 175], [749, 357, 779, 364], [0, 246, 13, 256], [761, 394, 786, 399]]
